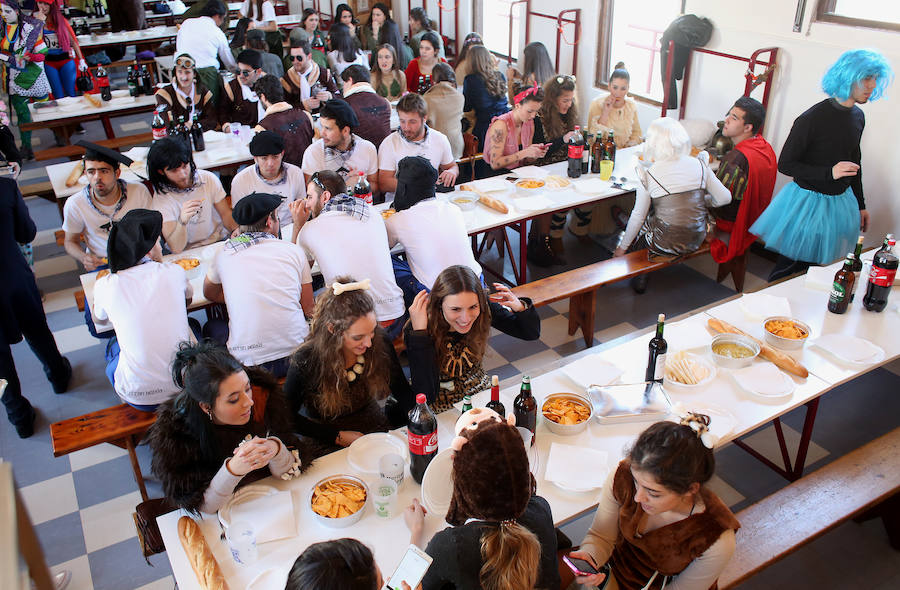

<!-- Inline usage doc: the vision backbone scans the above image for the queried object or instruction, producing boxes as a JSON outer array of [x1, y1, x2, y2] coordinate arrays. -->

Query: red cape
[[711, 135, 778, 263]]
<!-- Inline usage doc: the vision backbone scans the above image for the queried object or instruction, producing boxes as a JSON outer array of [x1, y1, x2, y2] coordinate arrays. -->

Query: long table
[[156, 262, 900, 589]]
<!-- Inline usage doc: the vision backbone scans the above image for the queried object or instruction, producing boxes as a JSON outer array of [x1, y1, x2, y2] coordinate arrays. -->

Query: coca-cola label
[[408, 430, 438, 456], [354, 190, 372, 205], [568, 144, 583, 159], [868, 265, 897, 288], [152, 128, 167, 140]]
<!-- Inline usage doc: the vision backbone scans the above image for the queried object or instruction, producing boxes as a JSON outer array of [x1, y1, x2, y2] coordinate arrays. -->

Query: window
[[596, 0, 683, 103], [815, 0, 900, 32], [482, 0, 521, 61]]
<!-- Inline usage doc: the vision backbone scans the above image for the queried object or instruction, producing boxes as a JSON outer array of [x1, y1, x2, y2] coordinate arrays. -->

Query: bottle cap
[[416, 393, 426, 404], [491, 375, 499, 386], [658, 313, 665, 322], [889, 239, 897, 246], [521, 375, 530, 383], [857, 236, 864, 244]]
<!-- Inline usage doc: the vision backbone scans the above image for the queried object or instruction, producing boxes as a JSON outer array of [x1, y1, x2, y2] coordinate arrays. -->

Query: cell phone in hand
[[383, 544, 433, 590], [562, 555, 599, 576]]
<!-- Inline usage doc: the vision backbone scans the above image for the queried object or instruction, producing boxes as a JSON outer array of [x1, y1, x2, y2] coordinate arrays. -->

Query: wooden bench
[[34, 132, 154, 162], [54, 231, 87, 311], [21, 180, 55, 200], [50, 404, 158, 502], [511, 243, 711, 346], [719, 427, 900, 588]]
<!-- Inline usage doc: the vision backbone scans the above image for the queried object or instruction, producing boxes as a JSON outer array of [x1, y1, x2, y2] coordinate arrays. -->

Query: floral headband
[[673, 403, 718, 449], [513, 82, 540, 105]]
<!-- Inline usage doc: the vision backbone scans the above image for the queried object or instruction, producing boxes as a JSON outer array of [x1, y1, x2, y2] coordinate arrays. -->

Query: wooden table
[[155, 270, 899, 588]]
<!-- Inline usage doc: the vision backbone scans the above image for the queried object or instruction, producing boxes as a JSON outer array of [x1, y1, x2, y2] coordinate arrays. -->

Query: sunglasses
[[290, 55, 306, 62], [238, 69, 255, 78], [310, 172, 327, 193]]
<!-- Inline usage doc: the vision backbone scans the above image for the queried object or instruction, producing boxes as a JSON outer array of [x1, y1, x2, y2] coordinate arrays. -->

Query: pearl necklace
[[346, 355, 365, 382]]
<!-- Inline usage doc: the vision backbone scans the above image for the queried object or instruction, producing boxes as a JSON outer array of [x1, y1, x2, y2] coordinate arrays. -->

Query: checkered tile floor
[[5, 101, 899, 590]]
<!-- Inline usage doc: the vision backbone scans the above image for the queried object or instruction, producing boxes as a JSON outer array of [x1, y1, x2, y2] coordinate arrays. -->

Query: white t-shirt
[[176, 16, 236, 71], [301, 135, 378, 187], [62, 182, 153, 258], [239, 0, 276, 25], [207, 236, 312, 366], [385, 199, 481, 289], [297, 209, 404, 321], [92, 261, 194, 406], [152, 169, 228, 250], [377, 128, 454, 200], [230, 163, 306, 226], [326, 49, 368, 77]]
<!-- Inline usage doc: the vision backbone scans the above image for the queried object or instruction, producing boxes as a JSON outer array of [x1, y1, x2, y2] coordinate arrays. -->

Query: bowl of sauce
[[448, 191, 478, 211], [710, 333, 760, 369]]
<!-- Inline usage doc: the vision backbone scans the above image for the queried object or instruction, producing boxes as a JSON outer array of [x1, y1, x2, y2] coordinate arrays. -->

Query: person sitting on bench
[[405, 265, 540, 412], [93, 209, 195, 411], [567, 413, 740, 590], [147, 340, 311, 513], [614, 118, 731, 292]]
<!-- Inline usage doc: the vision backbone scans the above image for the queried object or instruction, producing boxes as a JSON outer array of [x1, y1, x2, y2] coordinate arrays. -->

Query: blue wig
[[822, 49, 894, 102]]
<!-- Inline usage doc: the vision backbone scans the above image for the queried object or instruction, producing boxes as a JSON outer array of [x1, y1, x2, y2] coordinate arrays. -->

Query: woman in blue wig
[[751, 48, 893, 281]]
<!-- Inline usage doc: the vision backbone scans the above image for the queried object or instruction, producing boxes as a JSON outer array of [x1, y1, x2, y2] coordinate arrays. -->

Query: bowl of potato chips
[[173, 257, 202, 280], [541, 393, 593, 435], [309, 475, 368, 528], [763, 316, 810, 351]]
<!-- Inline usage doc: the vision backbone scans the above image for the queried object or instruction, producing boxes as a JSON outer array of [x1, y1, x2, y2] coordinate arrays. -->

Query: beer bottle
[[828, 254, 856, 315], [141, 65, 154, 96], [850, 235, 864, 283], [581, 130, 590, 174], [567, 125, 583, 179], [485, 375, 505, 417], [863, 238, 898, 312], [190, 112, 205, 152], [645, 314, 667, 382], [461, 395, 473, 413], [513, 375, 537, 445], [408, 394, 438, 484], [604, 130, 617, 165], [353, 171, 372, 204], [590, 132, 603, 174]]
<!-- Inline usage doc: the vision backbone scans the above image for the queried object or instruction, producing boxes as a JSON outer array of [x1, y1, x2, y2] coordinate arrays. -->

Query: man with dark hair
[[253, 75, 315, 167], [232, 131, 306, 225], [246, 29, 284, 78], [341, 64, 391, 148], [176, 0, 235, 106], [219, 49, 266, 129], [282, 38, 336, 111], [709, 96, 777, 271], [300, 98, 379, 191], [378, 92, 457, 197], [292, 171, 405, 329], [204, 193, 314, 378]]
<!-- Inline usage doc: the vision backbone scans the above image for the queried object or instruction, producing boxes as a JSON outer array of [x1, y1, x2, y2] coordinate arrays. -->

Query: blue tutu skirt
[[749, 182, 859, 265]]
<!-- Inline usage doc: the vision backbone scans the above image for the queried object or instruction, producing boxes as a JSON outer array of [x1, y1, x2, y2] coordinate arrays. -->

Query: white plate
[[812, 334, 885, 366], [247, 569, 289, 590], [545, 443, 608, 493], [218, 484, 278, 529], [561, 354, 624, 389], [421, 449, 454, 520], [573, 178, 609, 195], [730, 363, 795, 402], [347, 432, 408, 474], [514, 195, 554, 212], [662, 354, 716, 393]]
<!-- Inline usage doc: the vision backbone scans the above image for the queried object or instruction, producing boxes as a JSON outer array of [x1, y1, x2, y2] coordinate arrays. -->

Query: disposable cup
[[379, 453, 404, 487], [225, 520, 258, 565], [372, 477, 398, 519]]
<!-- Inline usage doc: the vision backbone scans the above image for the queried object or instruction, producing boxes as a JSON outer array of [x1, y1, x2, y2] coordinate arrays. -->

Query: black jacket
[[0, 178, 39, 345]]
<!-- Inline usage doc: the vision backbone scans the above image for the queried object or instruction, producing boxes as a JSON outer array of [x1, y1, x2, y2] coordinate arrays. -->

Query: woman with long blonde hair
[[405, 265, 539, 412], [404, 414, 560, 590], [284, 277, 413, 457], [462, 45, 510, 152]]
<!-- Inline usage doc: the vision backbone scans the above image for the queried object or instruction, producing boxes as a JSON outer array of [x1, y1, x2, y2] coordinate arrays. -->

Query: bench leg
[[126, 435, 150, 502], [568, 291, 596, 347], [716, 252, 748, 293]]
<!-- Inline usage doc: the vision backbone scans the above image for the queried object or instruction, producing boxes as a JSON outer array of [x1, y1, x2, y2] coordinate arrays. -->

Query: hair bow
[[332, 278, 371, 295], [513, 82, 540, 105]]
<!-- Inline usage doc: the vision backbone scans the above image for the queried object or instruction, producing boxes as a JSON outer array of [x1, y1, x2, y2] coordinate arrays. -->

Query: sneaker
[[74, 124, 86, 134], [630, 274, 649, 294], [14, 404, 36, 439], [21, 146, 35, 161], [50, 357, 73, 394]]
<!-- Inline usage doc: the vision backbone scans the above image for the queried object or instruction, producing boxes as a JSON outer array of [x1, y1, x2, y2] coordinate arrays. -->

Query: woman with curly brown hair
[[404, 265, 540, 412], [284, 277, 414, 457]]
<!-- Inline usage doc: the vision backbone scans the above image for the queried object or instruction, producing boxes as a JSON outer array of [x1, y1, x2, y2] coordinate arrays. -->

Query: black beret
[[107, 209, 162, 273], [76, 140, 133, 168], [232, 192, 284, 225], [249, 130, 285, 156], [236, 48, 263, 70], [246, 29, 266, 42], [320, 98, 359, 129], [393, 156, 438, 212]]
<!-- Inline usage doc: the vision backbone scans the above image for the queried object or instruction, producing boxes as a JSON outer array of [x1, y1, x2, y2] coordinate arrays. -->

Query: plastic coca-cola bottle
[[151, 107, 167, 141], [96, 65, 111, 101], [863, 238, 898, 312], [408, 394, 438, 484], [353, 171, 372, 204]]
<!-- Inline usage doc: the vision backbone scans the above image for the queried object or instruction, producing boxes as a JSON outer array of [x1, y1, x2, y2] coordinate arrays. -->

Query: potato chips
[[381, 209, 396, 220], [542, 397, 591, 425], [174, 258, 200, 271], [96, 269, 110, 279], [765, 319, 808, 340], [516, 179, 545, 189], [311, 479, 367, 519]]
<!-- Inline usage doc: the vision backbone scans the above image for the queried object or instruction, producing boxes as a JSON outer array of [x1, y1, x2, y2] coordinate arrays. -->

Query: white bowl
[[710, 333, 760, 369], [309, 474, 368, 528], [447, 191, 478, 211], [763, 316, 810, 351], [514, 178, 546, 196], [541, 392, 593, 436]]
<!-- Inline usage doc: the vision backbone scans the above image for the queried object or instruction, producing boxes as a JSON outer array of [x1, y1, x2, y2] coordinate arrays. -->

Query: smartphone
[[383, 545, 433, 590], [562, 555, 599, 576]]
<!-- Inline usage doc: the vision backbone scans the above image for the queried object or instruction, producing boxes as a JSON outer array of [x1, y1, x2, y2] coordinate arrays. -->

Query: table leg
[[517, 220, 527, 285], [101, 115, 114, 139]]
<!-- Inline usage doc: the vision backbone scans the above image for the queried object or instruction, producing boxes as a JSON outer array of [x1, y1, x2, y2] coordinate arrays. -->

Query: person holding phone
[[566, 415, 740, 590], [285, 538, 420, 590], [403, 415, 560, 590], [483, 84, 549, 172], [405, 265, 540, 412]]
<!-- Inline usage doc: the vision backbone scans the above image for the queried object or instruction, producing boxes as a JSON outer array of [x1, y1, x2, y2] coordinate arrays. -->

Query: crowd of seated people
[[10, 4, 893, 588]]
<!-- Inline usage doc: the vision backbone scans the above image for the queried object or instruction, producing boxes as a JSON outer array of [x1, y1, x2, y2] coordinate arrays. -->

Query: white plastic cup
[[225, 520, 258, 565], [516, 426, 533, 448], [372, 477, 398, 519], [379, 453, 404, 487]]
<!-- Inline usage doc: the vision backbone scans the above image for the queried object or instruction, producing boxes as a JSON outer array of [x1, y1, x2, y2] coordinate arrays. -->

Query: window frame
[[814, 0, 900, 33]]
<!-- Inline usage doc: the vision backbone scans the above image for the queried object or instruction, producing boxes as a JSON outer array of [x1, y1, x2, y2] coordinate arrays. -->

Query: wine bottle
[[645, 314, 667, 382], [485, 375, 505, 417]]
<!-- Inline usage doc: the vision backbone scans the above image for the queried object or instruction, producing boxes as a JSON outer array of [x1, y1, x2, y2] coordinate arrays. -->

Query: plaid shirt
[[322, 193, 370, 222], [224, 231, 277, 253]]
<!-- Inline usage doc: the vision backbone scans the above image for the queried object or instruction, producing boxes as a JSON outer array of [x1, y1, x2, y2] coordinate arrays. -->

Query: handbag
[[10, 62, 50, 98], [75, 66, 93, 92], [133, 497, 177, 562]]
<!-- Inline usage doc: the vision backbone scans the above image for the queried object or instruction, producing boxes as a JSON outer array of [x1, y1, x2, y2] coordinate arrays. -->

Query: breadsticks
[[83, 93, 101, 108], [707, 318, 809, 378], [65, 161, 85, 187], [177, 516, 228, 590]]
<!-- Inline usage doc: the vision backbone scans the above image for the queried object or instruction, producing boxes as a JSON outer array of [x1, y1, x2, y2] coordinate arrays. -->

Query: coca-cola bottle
[[191, 112, 205, 152], [567, 125, 583, 179], [408, 394, 438, 484], [96, 65, 111, 101], [151, 107, 167, 141], [863, 238, 898, 312], [353, 171, 372, 204], [485, 375, 505, 417], [127, 64, 139, 97]]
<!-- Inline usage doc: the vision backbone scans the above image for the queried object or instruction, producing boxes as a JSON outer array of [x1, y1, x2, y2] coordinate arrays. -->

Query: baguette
[[65, 160, 85, 187], [83, 93, 101, 108], [707, 318, 809, 378], [177, 516, 228, 590], [459, 184, 509, 214]]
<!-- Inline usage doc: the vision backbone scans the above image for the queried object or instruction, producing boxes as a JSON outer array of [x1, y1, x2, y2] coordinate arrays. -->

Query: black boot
[[630, 274, 649, 294], [50, 357, 73, 394], [527, 225, 556, 267], [13, 404, 37, 439]]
